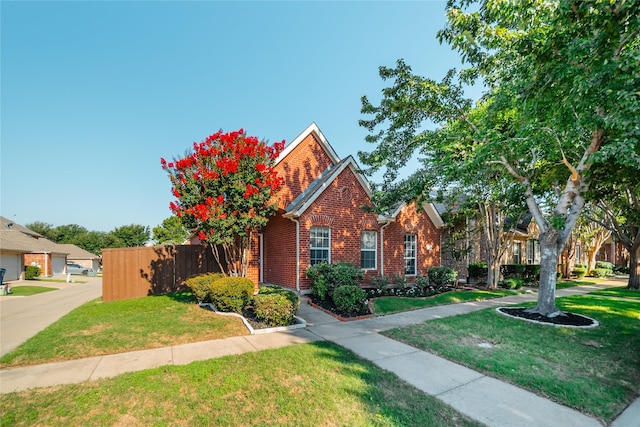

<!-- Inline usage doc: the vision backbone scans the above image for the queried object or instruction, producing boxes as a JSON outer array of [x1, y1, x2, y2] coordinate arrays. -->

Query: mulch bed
[[307, 294, 373, 321], [497, 307, 599, 328]]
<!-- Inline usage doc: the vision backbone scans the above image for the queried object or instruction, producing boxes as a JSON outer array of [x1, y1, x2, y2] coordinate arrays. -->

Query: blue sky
[[1, 1, 475, 233]]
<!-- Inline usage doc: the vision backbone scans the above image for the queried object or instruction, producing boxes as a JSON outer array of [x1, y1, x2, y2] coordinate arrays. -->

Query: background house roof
[[57, 244, 100, 260], [0, 216, 69, 255], [0, 215, 41, 237]]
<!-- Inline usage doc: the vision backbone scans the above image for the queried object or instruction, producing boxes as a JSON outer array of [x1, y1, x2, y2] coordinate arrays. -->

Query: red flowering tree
[[162, 129, 284, 277]]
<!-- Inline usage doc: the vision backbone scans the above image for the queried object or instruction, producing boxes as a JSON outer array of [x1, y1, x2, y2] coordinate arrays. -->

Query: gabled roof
[[276, 122, 340, 166], [0, 216, 71, 254], [0, 229, 69, 254], [57, 244, 100, 260], [283, 156, 373, 218], [378, 201, 445, 229], [0, 216, 41, 237]]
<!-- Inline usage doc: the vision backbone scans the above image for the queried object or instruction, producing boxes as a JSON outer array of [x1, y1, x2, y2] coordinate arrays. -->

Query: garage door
[[52, 256, 66, 276], [0, 253, 22, 281]]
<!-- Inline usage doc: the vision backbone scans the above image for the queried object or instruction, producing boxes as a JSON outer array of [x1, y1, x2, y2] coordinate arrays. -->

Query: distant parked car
[[67, 263, 89, 275]]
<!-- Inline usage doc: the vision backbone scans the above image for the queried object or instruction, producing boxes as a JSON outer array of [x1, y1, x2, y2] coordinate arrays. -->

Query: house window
[[361, 231, 377, 270], [310, 227, 330, 265], [513, 242, 522, 264], [404, 234, 417, 275], [527, 240, 540, 264]]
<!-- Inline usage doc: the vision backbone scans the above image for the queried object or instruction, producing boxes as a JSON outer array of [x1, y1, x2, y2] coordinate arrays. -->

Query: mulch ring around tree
[[496, 307, 599, 329]]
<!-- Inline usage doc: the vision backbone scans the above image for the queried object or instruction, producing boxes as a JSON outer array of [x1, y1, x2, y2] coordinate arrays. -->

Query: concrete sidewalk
[[1, 278, 637, 426]]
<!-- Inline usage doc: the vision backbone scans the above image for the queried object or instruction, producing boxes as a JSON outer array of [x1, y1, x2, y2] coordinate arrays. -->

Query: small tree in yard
[[162, 129, 284, 277]]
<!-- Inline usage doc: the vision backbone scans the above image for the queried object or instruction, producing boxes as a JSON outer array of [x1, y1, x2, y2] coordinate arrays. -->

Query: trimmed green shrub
[[501, 278, 524, 290], [595, 261, 614, 270], [258, 285, 300, 310], [327, 262, 364, 287], [25, 265, 41, 280], [614, 264, 630, 274], [252, 293, 295, 327], [524, 264, 541, 282], [573, 267, 587, 278], [306, 263, 333, 300], [428, 266, 457, 286], [209, 277, 255, 313], [333, 285, 368, 316], [393, 273, 408, 289], [468, 262, 488, 280], [414, 274, 429, 290], [575, 263, 587, 269], [369, 274, 391, 290], [500, 264, 526, 278], [305, 262, 364, 301], [185, 272, 225, 303], [591, 268, 611, 278]]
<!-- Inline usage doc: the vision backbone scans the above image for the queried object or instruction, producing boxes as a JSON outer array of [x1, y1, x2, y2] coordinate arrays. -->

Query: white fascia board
[[275, 122, 341, 166], [422, 202, 445, 229]]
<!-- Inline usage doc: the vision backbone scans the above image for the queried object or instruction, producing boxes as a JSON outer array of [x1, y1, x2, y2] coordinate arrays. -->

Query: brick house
[[258, 123, 445, 292]]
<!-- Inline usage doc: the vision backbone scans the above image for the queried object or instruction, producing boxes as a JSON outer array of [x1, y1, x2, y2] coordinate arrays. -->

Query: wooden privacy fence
[[102, 245, 221, 302]]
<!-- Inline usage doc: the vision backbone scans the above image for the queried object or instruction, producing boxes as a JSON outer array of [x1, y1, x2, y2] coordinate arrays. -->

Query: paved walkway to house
[[1, 277, 638, 426]]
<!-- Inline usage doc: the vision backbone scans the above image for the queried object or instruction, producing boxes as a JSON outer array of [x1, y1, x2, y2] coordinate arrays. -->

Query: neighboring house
[[258, 123, 445, 291], [0, 216, 69, 280], [58, 244, 101, 272]]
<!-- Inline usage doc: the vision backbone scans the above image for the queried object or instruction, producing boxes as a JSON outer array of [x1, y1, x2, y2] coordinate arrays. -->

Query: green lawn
[[382, 287, 640, 423], [371, 289, 519, 315], [0, 342, 482, 427], [3, 286, 57, 297], [0, 292, 248, 367], [588, 286, 640, 300]]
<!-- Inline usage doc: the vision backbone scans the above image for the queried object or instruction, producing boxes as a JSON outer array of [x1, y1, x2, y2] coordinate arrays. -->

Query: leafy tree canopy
[[152, 216, 189, 245], [162, 129, 284, 277]]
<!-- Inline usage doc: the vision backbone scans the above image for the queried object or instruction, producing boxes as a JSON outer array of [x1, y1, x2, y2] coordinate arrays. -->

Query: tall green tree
[[586, 163, 640, 288], [360, 0, 639, 315], [108, 224, 150, 248], [25, 221, 56, 240], [152, 216, 189, 245]]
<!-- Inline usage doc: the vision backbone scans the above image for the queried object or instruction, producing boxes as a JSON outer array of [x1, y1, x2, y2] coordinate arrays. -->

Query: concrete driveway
[[0, 276, 102, 356]]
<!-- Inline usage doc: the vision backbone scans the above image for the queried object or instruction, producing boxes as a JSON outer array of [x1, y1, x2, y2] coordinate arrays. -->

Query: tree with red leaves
[[162, 129, 284, 277]]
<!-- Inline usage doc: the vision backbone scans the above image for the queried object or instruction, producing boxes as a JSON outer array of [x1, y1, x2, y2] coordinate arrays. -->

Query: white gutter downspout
[[379, 220, 392, 276], [288, 217, 301, 292]]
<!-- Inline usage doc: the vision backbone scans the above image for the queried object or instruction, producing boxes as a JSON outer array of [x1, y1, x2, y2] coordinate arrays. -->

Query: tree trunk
[[561, 235, 576, 279], [528, 236, 562, 316], [629, 245, 640, 290], [486, 256, 501, 289]]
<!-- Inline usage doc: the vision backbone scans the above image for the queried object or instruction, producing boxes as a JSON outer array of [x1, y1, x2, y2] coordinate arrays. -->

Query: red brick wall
[[275, 133, 334, 210], [262, 212, 298, 288], [297, 168, 381, 290], [382, 202, 441, 279], [24, 254, 51, 277]]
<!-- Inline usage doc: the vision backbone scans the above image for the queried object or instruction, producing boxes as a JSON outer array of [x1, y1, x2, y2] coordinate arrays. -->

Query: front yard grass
[[3, 286, 57, 297], [0, 292, 248, 367], [382, 288, 640, 423], [0, 341, 482, 427], [371, 289, 519, 315]]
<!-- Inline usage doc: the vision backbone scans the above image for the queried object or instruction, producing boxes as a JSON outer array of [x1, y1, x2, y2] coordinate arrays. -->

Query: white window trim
[[404, 234, 417, 276], [361, 230, 377, 270], [310, 227, 331, 265]]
